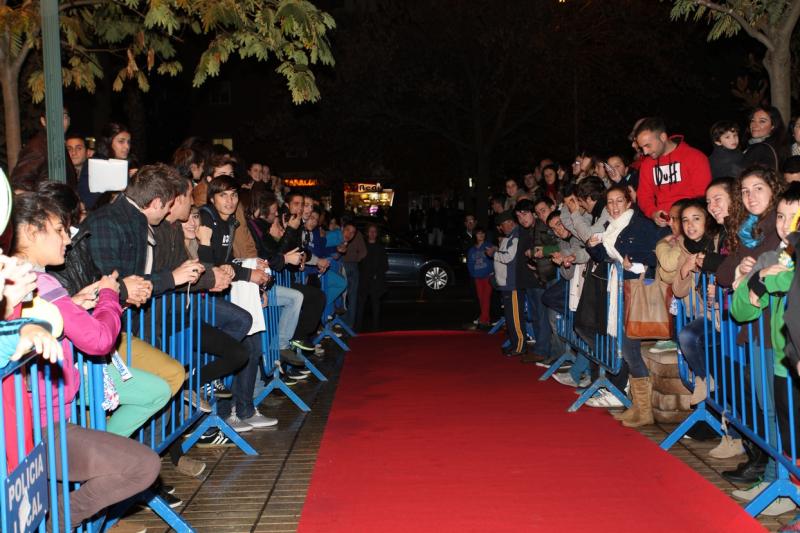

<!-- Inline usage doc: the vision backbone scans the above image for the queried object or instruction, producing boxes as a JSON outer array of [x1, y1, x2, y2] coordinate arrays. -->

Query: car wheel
[[423, 265, 450, 291]]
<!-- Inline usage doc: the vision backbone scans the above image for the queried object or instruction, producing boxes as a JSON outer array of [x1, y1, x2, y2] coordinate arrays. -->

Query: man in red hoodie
[[634, 117, 711, 227]]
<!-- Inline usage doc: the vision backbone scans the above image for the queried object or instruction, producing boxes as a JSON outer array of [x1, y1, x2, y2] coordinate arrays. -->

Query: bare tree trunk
[[1, 68, 21, 172], [764, 40, 791, 122]]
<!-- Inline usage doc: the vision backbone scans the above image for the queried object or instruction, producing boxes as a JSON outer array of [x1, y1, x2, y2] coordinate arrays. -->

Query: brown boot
[[622, 377, 654, 428]]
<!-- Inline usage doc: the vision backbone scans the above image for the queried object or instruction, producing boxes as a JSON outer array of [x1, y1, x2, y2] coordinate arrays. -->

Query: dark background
[[53, 0, 765, 198]]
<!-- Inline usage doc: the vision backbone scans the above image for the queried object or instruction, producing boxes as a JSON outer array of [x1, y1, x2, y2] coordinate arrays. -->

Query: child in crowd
[[708, 120, 743, 180], [466, 227, 494, 329], [651, 199, 690, 354]]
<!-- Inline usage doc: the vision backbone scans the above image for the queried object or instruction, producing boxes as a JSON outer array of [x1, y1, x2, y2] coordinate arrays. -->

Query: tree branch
[[692, 0, 773, 50], [778, 0, 800, 38], [10, 40, 34, 78]]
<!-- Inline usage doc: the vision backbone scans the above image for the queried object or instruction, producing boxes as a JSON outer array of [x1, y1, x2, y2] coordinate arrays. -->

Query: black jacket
[[246, 218, 287, 271], [359, 242, 389, 294], [198, 204, 250, 282], [47, 228, 102, 296], [587, 210, 661, 280], [709, 146, 744, 179]]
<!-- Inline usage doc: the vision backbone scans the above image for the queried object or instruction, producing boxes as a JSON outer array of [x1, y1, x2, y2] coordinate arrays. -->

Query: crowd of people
[[464, 110, 800, 527], [0, 113, 391, 532]]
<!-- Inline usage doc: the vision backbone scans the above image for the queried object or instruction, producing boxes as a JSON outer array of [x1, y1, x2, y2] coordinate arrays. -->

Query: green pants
[[106, 363, 171, 437]]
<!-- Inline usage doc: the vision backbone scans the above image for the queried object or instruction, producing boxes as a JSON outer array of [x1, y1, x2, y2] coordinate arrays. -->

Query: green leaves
[[2, 0, 335, 106]]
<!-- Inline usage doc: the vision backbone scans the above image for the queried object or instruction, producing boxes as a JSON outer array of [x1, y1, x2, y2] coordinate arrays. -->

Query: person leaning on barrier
[[156, 180, 250, 462], [729, 183, 800, 517], [10, 191, 160, 530], [543, 209, 592, 388], [196, 175, 279, 432], [243, 191, 316, 370], [713, 168, 783, 487], [586, 185, 664, 426]]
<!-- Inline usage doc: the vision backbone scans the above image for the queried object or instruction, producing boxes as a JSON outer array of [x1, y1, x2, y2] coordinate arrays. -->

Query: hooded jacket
[[637, 135, 712, 219]]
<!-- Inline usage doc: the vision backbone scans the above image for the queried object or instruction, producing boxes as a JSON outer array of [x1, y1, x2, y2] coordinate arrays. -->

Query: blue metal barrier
[[254, 283, 310, 412], [0, 352, 67, 532], [553, 262, 631, 412], [661, 274, 800, 517]]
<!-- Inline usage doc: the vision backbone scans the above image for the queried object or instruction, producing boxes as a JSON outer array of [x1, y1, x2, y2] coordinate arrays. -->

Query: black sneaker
[[195, 428, 234, 448], [206, 379, 232, 399], [284, 366, 309, 381], [281, 374, 298, 387]]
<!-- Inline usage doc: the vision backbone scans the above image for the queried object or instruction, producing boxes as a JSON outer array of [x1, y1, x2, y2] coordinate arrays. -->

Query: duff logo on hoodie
[[653, 162, 683, 186]]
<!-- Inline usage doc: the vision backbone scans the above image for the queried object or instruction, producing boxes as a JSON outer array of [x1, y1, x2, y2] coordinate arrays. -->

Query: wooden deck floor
[[121, 340, 793, 532]]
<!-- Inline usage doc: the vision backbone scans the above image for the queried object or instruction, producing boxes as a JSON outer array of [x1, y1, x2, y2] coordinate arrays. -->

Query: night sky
[[60, 0, 761, 194]]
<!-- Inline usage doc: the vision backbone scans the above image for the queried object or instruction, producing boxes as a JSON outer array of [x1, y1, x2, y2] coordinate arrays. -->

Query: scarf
[[684, 235, 711, 255], [601, 208, 634, 263], [748, 135, 769, 145], [737, 214, 763, 249]]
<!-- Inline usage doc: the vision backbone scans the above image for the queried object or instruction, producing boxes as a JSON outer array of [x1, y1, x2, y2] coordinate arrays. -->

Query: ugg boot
[[622, 377, 654, 428], [690, 376, 707, 406]]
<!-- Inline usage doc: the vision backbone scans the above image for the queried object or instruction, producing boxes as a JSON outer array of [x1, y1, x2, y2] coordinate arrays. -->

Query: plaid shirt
[[84, 194, 175, 301]]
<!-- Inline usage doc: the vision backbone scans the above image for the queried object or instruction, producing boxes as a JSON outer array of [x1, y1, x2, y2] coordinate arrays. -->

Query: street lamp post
[[40, 0, 67, 184]]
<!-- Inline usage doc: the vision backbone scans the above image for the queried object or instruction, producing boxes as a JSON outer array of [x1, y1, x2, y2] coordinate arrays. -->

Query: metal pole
[[40, 0, 66, 184]]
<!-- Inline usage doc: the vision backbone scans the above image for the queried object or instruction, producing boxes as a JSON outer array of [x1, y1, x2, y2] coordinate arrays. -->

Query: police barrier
[[79, 290, 268, 532], [550, 262, 631, 412], [661, 274, 800, 516], [0, 352, 65, 533]]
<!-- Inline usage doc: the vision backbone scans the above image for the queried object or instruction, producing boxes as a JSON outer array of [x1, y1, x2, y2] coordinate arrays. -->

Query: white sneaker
[[242, 409, 278, 428], [552, 373, 580, 387], [732, 481, 769, 502], [761, 497, 797, 516], [225, 415, 253, 433], [585, 389, 625, 408]]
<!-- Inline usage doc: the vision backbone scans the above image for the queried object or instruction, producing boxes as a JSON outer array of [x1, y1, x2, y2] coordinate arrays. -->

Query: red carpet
[[298, 331, 765, 532]]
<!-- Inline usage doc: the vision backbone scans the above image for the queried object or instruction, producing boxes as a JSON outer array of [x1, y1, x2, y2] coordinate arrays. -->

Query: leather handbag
[[623, 274, 673, 340]]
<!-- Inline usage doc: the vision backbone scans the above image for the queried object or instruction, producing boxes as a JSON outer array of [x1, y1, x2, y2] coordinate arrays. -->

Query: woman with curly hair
[[716, 166, 783, 288]]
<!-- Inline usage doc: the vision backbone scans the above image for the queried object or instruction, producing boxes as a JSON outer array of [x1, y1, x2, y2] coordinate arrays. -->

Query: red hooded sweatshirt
[[637, 135, 711, 219]]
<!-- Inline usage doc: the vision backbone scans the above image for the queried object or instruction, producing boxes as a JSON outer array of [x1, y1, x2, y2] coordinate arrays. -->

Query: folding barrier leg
[[659, 403, 722, 451], [539, 351, 576, 382], [330, 316, 357, 338], [254, 367, 311, 412], [299, 350, 328, 382], [744, 473, 800, 517], [181, 413, 258, 456], [488, 317, 505, 335], [313, 321, 351, 352], [141, 490, 196, 533], [567, 371, 631, 413]]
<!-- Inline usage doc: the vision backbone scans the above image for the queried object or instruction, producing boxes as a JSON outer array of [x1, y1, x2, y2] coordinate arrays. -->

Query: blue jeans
[[570, 355, 590, 383], [225, 334, 262, 420], [678, 317, 709, 379], [321, 265, 347, 319], [212, 299, 257, 419], [213, 299, 252, 341], [343, 262, 360, 327], [526, 285, 552, 358], [752, 346, 778, 482], [622, 331, 649, 378], [275, 285, 303, 349]]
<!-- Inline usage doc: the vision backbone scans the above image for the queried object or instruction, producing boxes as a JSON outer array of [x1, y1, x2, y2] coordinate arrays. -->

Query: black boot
[[721, 439, 767, 484]]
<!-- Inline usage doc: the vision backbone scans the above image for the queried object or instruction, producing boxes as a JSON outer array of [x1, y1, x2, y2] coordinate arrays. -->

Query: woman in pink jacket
[[11, 191, 160, 529]]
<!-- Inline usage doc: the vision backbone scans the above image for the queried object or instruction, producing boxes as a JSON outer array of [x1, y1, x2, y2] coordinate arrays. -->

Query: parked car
[[352, 218, 460, 291]]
